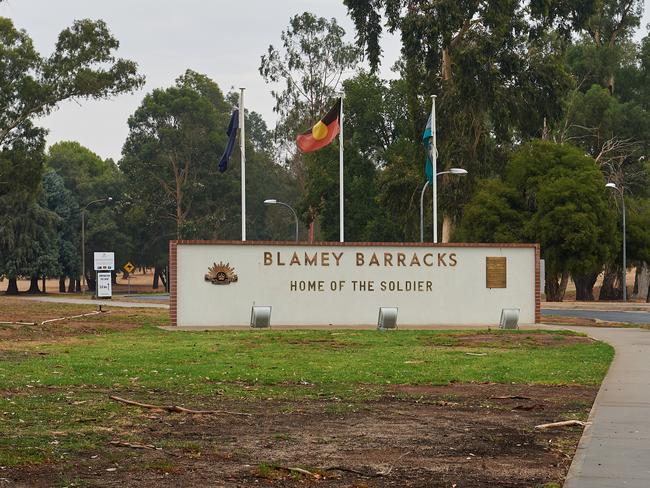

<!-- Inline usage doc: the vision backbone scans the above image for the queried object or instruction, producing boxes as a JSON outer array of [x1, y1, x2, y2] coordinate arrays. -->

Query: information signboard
[[97, 272, 112, 298], [94, 252, 115, 271]]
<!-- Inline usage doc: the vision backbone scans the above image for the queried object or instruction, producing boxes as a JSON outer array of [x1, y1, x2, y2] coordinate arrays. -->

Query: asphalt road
[[542, 308, 650, 325]]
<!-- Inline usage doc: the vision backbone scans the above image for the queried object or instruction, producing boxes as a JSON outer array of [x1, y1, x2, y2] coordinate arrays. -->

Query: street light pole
[[421, 169, 468, 243], [264, 199, 299, 242], [81, 197, 112, 295], [606, 183, 627, 301]]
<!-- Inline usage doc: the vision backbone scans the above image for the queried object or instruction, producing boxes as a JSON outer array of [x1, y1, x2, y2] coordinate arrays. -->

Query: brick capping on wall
[[534, 245, 541, 323], [169, 241, 178, 327], [169, 240, 541, 326]]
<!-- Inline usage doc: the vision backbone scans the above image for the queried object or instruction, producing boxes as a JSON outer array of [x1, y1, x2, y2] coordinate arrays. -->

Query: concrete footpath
[[552, 325, 650, 488]]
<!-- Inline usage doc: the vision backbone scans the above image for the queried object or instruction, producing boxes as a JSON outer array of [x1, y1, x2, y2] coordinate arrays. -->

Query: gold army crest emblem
[[204, 262, 238, 285]]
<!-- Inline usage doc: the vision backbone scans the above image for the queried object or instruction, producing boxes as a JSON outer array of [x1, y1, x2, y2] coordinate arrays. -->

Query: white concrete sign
[[97, 272, 112, 298], [94, 252, 115, 271], [171, 242, 539, 327]]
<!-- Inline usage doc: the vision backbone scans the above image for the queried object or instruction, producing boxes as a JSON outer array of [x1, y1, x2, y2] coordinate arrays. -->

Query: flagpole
[[431, 95, 437, 243], [239, 88, 246, 241], [339, 94, 345, 243]]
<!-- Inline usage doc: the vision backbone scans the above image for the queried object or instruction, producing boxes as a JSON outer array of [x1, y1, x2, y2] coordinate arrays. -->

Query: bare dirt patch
[[420, 331, 593, 348], [0, 297, 166, 344], [542, 315, 634, 328], [6, 383, 595, 487]]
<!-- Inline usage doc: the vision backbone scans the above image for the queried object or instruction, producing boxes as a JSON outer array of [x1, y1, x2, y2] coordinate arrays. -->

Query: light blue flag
[[423, 114, 433, 184]]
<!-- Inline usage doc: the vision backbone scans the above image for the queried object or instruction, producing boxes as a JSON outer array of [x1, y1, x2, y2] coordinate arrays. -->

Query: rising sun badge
[[204, 262, 238, 285]]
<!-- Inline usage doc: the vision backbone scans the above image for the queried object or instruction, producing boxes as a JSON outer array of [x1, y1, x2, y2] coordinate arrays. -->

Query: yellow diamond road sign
[[123, 262, 135, 274]]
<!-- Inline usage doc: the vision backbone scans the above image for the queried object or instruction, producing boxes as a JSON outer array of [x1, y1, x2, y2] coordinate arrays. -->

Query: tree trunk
[[86, 275, 96, 292], [573, 272, 599, 301], [68, 276, 76, 293], [559, 272, 569, 301], [599, 264, 623, 300], [42, 276, 46, 294], [75, 277, 81, 293], [5, 277, 19, 295], [153, 267, 160, 289], [441, 47, 452, 81], [27, 275, 41, 294], [546, 277, 561, 302], [632, 263, 649, 300], [59, 276, 66, 293], [441, 215, 453, 243], [607, 73, 615, 96], [546, 271, 569, 302], [160, 266, 169, 293]]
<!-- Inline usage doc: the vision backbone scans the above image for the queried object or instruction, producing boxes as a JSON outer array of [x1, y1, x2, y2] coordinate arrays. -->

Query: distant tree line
[[1, 2, 649, 302]]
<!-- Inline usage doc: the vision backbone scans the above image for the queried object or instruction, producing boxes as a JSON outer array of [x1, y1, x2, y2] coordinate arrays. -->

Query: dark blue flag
[[218, 109, 239, 173]]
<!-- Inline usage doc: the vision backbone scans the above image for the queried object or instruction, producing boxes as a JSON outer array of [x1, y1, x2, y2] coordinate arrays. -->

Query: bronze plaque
[[486, 257, 507, 288]]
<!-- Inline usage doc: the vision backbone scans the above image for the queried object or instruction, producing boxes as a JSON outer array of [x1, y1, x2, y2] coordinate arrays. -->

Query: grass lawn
[[0, 298, 614, 486]]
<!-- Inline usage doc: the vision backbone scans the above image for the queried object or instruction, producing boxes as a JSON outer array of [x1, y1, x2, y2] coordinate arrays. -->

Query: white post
[[339, 94, 345, 243], [81, 211, 86, 294], [431, 95, 438, 243], [239, 88, 246, 241]]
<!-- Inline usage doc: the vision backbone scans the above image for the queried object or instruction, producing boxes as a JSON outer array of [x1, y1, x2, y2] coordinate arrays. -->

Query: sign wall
[[170, 241, 540, 327]]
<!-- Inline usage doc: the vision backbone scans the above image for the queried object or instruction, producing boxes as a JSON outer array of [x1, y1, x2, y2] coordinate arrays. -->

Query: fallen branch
[[465, 352, 487, 356], [109, 395, 252, 417], [110, 440, 159, 450], [41, 310, 107, 325], [535, 420, 586, 430], [0, 321, 37, 326], [512, 403, 545, 411]]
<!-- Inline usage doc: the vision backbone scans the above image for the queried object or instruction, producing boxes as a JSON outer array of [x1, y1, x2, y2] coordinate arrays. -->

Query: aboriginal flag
[[296, 98, 341, 152]]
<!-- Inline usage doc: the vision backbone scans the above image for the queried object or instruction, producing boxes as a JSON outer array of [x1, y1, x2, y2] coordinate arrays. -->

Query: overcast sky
[[0, 0, 401, 162], [1, 1, 648, 162]]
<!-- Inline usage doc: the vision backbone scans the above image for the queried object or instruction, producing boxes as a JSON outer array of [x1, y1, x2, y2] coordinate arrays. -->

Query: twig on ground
[[282, 467, 317, 477], [377, 450, 411, 476], [465, 352, 487, 356], [109, 395, 252, 417], [535, 420, 586, 430], [512, 403, 545, 411], [489, 395, 532, 400], [325, 451, 411, 478], [109, 440, 182, 457], [324, 466, 370, 477]]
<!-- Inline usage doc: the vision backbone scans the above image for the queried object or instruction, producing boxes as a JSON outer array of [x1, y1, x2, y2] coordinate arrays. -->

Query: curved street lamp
[[420, 168, 468, 243], [606, 182, 626, 302], [81, 197, 113, 294], [264, 199, 299, 242]]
